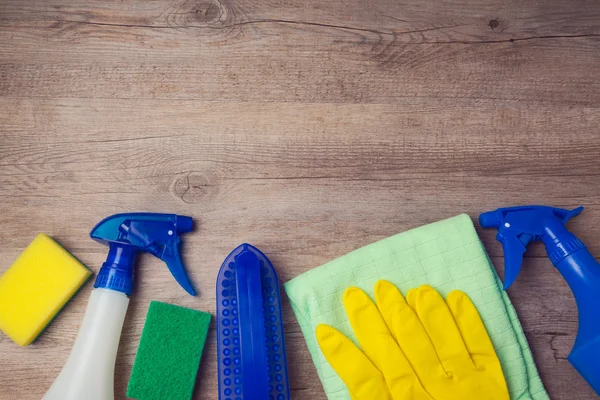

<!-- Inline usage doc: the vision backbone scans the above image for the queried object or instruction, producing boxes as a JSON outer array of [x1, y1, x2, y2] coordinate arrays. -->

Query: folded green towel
[[284, 214, 548, 400]]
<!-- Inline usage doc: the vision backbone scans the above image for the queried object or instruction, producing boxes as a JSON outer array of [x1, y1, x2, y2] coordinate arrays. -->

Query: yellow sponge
[[0, 234, 92, 346]]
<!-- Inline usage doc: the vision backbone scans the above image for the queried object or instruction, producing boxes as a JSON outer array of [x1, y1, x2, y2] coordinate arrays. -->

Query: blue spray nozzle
[[90, 213, 196, 296], [479, 205, 584, 289]]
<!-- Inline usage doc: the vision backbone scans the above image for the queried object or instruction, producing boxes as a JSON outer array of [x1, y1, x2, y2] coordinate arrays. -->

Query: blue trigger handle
[[160, 239, 196, 296]]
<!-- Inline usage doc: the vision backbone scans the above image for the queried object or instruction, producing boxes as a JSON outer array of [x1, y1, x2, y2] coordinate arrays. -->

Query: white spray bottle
[[43, 213, 196, 400]]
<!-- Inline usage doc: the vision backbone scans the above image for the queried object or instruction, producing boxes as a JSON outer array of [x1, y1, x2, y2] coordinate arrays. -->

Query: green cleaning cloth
[[127, 301, 212, 400], [284, 214, 549, 400]]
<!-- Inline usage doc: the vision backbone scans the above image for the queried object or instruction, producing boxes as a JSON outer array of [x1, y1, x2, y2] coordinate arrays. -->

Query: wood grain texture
[[0, 0, 599, 398]]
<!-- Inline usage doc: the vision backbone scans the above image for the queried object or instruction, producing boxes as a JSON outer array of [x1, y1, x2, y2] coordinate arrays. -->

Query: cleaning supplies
[[480, 205, 600, 395], [316, 281, 509, 400], [43, 213, 196, 400], [216, 243, 290, 400], [284, 214, 548, 400], [127, 301, 212, 400], [0, 234, 92, 346]]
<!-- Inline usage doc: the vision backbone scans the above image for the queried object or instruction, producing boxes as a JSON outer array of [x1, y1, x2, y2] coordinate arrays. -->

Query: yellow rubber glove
[[316, 281, 509, 400]]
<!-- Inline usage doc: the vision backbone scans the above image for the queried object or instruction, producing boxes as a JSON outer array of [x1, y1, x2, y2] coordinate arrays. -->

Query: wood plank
[[0, 1, 599, 103], [0, 40, 598, 103]]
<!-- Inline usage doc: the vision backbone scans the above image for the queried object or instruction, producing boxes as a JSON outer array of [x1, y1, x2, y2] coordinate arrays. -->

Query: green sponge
[[127, 301, 212, 400]]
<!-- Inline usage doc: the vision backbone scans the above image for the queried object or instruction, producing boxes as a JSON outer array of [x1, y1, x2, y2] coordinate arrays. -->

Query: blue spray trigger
[[90, 213, 196, 296], [479, 205, 583, 289]]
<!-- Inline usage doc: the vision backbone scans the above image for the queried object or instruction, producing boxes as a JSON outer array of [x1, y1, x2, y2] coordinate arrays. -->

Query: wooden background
[[1, 0, 599, 398]]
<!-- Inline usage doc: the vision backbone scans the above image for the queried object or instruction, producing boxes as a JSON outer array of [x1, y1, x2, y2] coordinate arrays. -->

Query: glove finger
[[344, 287, 428, 399], [316, 324, 393, 400], [412, 285, 475, 373], [374, 280, 446, 380], [446, 290, 502, 368], [406, 288, 417, 310]]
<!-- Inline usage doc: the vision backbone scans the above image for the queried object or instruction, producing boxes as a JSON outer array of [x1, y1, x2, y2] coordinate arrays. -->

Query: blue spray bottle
[[479, 205, 600, 394], [43, 213, 196, 400]]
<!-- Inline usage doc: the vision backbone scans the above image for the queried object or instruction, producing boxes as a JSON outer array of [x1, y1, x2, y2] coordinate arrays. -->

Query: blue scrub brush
[[216, 244, 290, 400]]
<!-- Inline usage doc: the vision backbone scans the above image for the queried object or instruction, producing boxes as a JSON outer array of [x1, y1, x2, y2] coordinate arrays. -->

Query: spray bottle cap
[[479, 205, 585, 289], [90, 213, 196, 296]]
